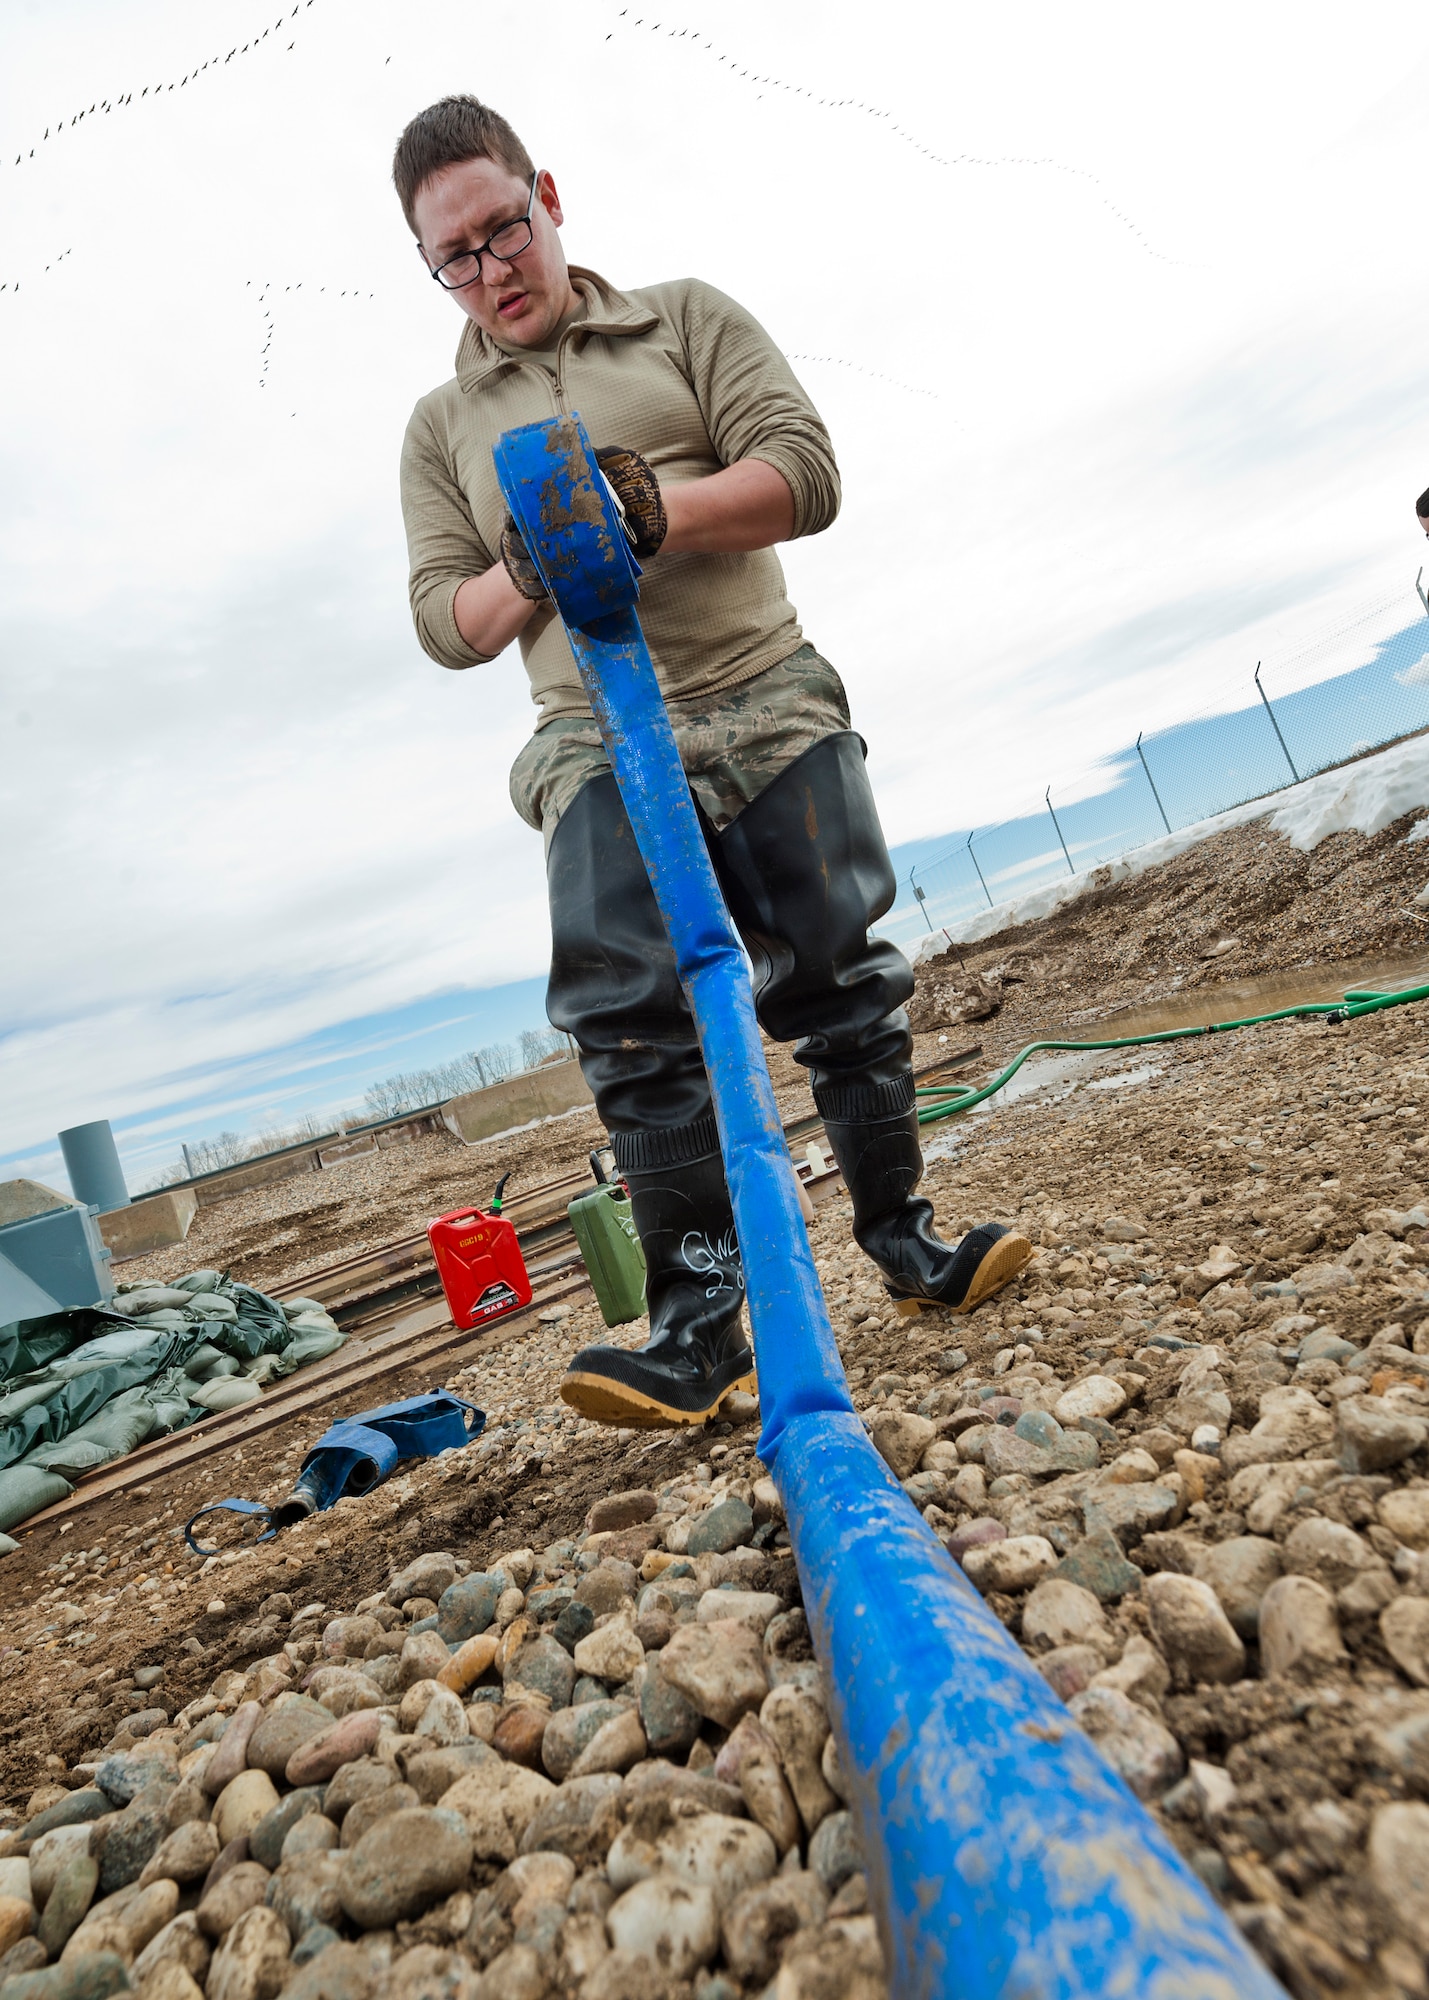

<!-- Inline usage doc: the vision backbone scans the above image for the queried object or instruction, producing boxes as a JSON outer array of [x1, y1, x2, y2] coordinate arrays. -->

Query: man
[[396, 95, 1031, 1428], [1418, 487, 1429, 534]]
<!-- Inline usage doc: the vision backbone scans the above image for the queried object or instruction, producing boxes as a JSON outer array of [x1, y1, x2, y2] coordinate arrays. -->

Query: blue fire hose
[[494, 414, 1284, 2000]]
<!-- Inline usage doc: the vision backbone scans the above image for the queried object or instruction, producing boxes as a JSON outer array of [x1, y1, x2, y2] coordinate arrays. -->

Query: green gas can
[[569, 1153, 647, 1327]]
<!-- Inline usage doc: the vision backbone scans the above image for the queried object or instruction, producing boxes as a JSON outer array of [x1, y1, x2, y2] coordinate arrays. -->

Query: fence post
[[1254, 662, 1301, 783], [967, 828, 993, 907], [1045, 787, 1075, 874], [1134, 732, 1173, 835], [909, 869, 935, 933]]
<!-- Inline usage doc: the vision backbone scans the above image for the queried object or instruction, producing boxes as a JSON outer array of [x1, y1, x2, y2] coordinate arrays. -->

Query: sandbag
[[189, 1377, 262, 1413], [0, 1464, 73, 1532], [0, 1332, 196, 1470], [47, 1325, 194, 1382], [169, 1270, 226, 1294], [24, 1386, 159, 1473], [28, 1438, 111, 1478], [181, 1343, 227, 1379], [185, 1294, 237, 1324], [108, 1287, 192, 1315], [289, 1310, 339, 1334], [141, 1369, 201, 1436], [273, 1322, 346, 1373], [241, 1353, 284, 1384], [195, 1354, 240, 1381], [282, 1298, 330, 1320]]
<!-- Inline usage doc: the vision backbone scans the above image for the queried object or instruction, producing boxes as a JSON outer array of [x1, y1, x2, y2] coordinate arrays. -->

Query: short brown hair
[[392, 95, 534, 237]]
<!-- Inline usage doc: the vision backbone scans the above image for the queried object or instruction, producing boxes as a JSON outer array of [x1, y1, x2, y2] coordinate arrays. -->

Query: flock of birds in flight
[[3, 0, 1175, 392], [606, 7, 1175, 264]]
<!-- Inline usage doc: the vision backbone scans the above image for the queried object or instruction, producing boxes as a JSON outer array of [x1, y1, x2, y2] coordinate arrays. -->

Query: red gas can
[[428, 1178, 532, 1330]]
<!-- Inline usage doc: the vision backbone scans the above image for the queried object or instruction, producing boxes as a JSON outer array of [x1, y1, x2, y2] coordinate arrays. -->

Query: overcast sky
[[4, 0, 1428, 1191]]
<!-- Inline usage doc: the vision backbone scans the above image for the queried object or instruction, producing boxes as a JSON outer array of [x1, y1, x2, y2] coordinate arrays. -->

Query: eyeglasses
[[428, 170, 540, 291]]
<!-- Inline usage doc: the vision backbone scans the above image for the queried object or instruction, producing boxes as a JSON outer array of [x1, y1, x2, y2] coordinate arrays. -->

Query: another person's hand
[[595, 445, 668, 557]]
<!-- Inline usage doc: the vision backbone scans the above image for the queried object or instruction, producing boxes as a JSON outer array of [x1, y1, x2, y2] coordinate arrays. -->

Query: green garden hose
[[915, 980, 1429, 1126]]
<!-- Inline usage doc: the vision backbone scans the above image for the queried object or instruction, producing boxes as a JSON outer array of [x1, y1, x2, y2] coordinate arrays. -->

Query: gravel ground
[[3, 809, 1429, 1997]]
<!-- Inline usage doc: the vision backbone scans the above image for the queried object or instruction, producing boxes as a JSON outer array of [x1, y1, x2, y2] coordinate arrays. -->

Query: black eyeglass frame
[[427, 170, 541, 292]]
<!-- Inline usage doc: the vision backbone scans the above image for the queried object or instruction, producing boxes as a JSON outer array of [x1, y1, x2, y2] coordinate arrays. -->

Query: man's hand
[[594, 445, 667, 558], [499, 517, 550, 602]]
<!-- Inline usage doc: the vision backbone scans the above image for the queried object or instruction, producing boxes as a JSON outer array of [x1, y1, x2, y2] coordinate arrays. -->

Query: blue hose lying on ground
[[494, 411, 1287, 1999]]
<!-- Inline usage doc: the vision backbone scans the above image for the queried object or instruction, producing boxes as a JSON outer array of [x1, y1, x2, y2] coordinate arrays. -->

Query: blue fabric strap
[[183, 1390, 486, 1552], [184, 1497, 275, 1556]]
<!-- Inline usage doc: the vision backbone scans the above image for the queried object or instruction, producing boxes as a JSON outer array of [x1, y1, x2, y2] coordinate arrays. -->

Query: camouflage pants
[[508, 644, 852, 846]]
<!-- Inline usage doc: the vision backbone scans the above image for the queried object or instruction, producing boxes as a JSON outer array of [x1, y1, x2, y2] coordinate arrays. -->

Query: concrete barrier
[[99, 1187, 199, 1261], [442, 1060, 593, 1145]]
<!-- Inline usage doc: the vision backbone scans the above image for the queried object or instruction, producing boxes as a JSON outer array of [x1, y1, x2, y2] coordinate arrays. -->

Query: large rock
[[387, 1553, 457, 1607], [131, 1911, 212, 1989], [760, 1686, 836, 1837], [720, 1872, 828, 1986], [339, 1808, 472, 1929], [502, 1634, 576, 1712], [1282, 1517, 1386, 1594], [206, 1902, 291, 2000], [1369, 1802, 1429, 1951], [1143, 1574, 1245, 1688], [660, 1620, 768, 1729], [248, 1793, 325, 1874], [1021, 1579, 1109, 1653], [638, 1663, 702, 1758], [1193, 1537, 1283, 1642], [868, 1412, 937, 1480], [809, 1810, 863, 1894], [439, 1765, 555, 1864], [1258, 1576, 1346, 1678], [540, 1701, 628, 1782], [589, 1490, 659, 1534], [36, 1852, 98, 1959], [1055, 1377, 1127, 1426], [518, 1775, 622, 1868], [1381, 1489, 1429, 1550], [605, 1876, 718, 1980], [571, 1618, 643, 1685], [686, 1497, 755, 1557], [214, 1772, 282, 1851], [197, 1862, 273, 1941], [435, 1575, 502, 1647], [1338, 1398, 1429, 1474], [285, 1712, 386, 1788], [139, 1821, 221, 1888], [263, 1851, 346, 1941], [1068, 1688, 1184, 1799], [656, 1812, 777, 1911], [1381, 1599, 1429, 1689], [962, 1535, 1058, 1594], [245, 1702, 334, 1780]]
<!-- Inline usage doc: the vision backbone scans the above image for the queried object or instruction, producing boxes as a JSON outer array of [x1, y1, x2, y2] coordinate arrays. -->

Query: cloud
[[1397, 651, 1429, 688]]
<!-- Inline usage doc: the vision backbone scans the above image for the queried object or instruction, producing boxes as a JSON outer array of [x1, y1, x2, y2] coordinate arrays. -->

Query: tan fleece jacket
[[399, 268, 841, 724]]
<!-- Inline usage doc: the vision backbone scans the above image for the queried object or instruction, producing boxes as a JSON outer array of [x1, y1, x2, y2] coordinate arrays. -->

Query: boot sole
[[560, 1368, 759, 1430], [890, 1230, 1035, 1315]]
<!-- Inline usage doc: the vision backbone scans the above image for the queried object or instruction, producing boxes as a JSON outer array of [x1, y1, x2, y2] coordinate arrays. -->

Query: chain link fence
[[886, 579, 1429, 952]]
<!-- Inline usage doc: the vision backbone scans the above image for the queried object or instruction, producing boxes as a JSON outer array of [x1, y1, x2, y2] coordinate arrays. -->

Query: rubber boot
[[560, 1118, 755, 1427], [818, 1075, 1033, 1313]]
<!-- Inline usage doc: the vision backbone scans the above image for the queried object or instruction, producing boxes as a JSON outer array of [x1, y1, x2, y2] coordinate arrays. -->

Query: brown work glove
[[595, 445, 667, 558], [500, 517, 549, 602]]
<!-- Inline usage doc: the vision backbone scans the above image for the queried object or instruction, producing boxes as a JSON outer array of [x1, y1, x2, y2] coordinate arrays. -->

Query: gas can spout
[[490, 1172, 512, 1215]]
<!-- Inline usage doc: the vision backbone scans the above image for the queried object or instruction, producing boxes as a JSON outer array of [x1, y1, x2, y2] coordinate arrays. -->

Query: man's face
[[413, 158, 575, 347], [1420, 513, 1429, 539]]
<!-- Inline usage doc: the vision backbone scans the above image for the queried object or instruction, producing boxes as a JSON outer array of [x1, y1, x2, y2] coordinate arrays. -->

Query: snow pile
[[914, 731, 1429, 962]]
